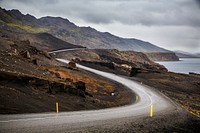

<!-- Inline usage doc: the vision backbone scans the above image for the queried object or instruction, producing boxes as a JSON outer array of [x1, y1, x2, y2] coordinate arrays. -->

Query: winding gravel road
[[0, 58, 175, 133]]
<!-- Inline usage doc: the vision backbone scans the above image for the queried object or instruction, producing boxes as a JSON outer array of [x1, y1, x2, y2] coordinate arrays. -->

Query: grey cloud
[[195, 0, 200, 7], [1, 0, 200, 27], [5, 0, 58, 4], [66, 0, 200, 27]]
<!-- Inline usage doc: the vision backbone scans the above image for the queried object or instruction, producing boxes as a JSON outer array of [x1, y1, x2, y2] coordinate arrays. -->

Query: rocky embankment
[[54, 49, 167, 76]]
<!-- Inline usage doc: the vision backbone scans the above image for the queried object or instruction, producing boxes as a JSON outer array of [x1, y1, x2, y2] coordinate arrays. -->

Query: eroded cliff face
[[144, 52, 179, 61]]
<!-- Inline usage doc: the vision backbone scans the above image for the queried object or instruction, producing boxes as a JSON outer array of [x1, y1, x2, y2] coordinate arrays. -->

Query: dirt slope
[[0, 34, 134, 114]]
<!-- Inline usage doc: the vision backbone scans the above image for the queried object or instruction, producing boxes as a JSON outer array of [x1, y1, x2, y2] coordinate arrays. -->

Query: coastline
[[156, 58, 200, 74]]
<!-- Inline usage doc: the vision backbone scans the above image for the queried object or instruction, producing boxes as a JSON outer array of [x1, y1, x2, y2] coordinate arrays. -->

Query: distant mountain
[[0, 8, 82, 51], [39, 17, 171, 52], [174, 50, 200, 58], [0, 7, 172, 53], [196, 53, 200, 57]]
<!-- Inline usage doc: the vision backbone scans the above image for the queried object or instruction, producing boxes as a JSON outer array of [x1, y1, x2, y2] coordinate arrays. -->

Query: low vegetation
[[7, 23, 47, 33]]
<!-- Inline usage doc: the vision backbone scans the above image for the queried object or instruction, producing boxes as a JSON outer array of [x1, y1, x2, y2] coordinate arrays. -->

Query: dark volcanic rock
[[41, 50, 51, 59], [74, 81, 86, 92], [56, 49, 167, 76], [20, 51, 31, 59], [68, 61, 76, 69], [74, 81, 86, 97], [189, 72, 200, 76], [0, 70, 87, 98], [82, 61, 115, 70], [31, 59, 38, 65], [130, 67, 142, 76]]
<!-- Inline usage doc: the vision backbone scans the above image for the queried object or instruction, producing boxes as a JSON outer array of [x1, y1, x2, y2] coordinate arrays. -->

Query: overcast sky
[[1, 0, 200, 53]]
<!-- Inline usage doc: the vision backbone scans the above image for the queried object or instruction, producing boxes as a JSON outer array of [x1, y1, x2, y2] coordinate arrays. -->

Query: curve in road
[[0, 58, 175, 133]]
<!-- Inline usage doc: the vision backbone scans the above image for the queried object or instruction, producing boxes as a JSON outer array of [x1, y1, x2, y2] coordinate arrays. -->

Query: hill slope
[[1, 7, 171, 53], [40, 17, 170, 52], [0, 8, 83, 51]]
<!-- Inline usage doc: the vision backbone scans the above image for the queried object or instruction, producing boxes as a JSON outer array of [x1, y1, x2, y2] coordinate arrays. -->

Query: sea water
[[157, 58, 200, 74]]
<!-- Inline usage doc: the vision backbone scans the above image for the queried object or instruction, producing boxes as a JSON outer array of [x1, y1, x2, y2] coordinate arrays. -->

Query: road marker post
[[150, 105, 153, 117], [136, 95, 138, 102], [56, 102, 59, 113]]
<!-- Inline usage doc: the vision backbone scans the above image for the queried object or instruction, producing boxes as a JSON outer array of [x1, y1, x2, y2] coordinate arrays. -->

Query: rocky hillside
[[1, 7, 171, 53], [0, 31, 134, 114], [54, 49, 167, 76], [145, 52, 179, 61]]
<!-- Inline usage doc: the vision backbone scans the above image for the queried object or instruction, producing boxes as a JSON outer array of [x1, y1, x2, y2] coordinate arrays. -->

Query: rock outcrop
[[56, 49, 167, 76], [20, 51, 31, 59], [0, 70, 88, 98], [145, 52, 179, 61], [68, 61, 76, 69]]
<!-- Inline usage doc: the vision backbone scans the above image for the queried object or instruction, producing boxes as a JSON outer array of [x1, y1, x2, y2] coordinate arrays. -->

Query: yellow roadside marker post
[[56, 102, 59, 113], [136, 95, 138, 102], [150, 105, 153, 117]]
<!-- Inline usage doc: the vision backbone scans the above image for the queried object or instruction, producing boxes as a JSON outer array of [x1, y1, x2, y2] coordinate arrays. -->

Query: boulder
[[68, 61, 76, 69], [71, 57, 81, 62], [130, 67, 142, 76], [42, 51, 51, 59], [20, 50, 31, 59]]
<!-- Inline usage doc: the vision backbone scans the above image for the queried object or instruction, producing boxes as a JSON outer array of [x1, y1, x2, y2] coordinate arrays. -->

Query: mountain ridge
[[0, 7, 172, 53]]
